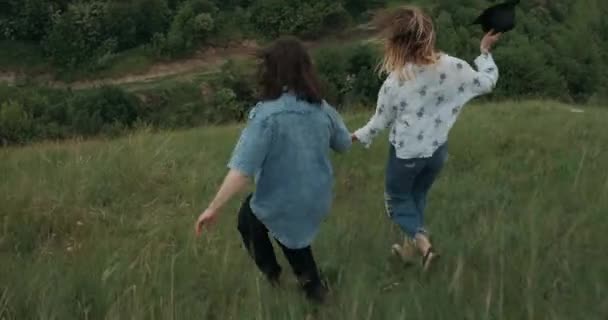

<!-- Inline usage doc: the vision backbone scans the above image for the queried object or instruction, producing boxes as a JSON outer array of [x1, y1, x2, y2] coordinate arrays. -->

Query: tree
[[44, 1, 115, 69], [154, 0, 218, 57]]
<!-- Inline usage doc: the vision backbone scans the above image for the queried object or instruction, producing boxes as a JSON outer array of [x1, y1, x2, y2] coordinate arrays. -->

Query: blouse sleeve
[[353, 80, 397, 148], [458, 52, 499, 97]]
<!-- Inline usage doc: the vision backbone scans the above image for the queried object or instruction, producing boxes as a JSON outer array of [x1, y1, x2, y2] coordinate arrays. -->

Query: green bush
[[213, 7, 253, 40], [4, 0, 608, 145], [346, 44, 383, 104], [103, 0, 171, 51], [205, 87, 242, 124], [314, 43, 383, 107], [211, 60, 256, 118], [0, 0, 59, 41], [250, 0, 350, 39], [21, 90, 71, 140], [154, 0, 217, 57], [315, 47, 350, 105], [136, 82, 204, 128], [488, 34, 569, 100], [67, 87, 139, 136], [1, 0, 607, 105], [43, 1, 115, 69], [0, 100, 34, 145], [343, 0, 386, 18]]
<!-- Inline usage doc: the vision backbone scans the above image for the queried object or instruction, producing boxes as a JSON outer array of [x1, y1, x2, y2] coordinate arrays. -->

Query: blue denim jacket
[[228, 93, 352, 249]]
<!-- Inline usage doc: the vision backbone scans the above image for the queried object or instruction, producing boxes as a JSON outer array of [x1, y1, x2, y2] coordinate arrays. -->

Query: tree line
[[0, 0, 383, 69], [1, 0, 607, 145]]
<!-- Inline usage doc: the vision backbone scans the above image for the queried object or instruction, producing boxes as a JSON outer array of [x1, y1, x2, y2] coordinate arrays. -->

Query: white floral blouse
[[354, 52, 499, 159]]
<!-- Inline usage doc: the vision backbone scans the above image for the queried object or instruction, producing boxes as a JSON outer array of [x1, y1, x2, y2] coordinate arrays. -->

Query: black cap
[[472, 0, 520, 33]]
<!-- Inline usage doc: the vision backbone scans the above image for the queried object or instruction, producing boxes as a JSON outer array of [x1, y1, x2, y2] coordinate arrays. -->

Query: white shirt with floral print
[[354, 52, 499, 159]]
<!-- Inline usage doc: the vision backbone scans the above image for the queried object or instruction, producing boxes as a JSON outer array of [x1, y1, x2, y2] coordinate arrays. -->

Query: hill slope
[[1, 101, 607, 319]]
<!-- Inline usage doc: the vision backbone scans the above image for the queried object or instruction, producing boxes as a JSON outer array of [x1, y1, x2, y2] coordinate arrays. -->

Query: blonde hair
[[374, 5, 439, 80]]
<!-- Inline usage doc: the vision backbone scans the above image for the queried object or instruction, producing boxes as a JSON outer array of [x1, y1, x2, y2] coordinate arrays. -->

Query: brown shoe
[[391, 238, 416, 264], [422, 247, 439, 272]]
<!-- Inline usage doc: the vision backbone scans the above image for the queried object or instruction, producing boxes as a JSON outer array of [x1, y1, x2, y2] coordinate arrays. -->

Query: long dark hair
[[256, 36, 323, 105]]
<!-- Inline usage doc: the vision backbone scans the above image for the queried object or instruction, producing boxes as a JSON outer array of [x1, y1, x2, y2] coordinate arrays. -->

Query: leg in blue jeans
[[385, 145, 425, 238], [385, 144, 447, 239], [413, 144, 448, 230]]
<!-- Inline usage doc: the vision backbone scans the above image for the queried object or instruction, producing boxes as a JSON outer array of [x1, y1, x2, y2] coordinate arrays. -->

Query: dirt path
[[0, 24, 378, 91]]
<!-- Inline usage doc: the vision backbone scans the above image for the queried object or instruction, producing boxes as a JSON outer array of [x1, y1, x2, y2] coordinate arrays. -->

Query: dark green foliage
[[431, 0, 608, 103], [0, 100, 34, 144], [213, 7, 253, 40], [152, 0, 218, 57], [0, 0, 62, 41], [68, 87, 139, 136], [0, 44, 381, 145], [43, 1, 115, 69], [209, 60, 257, 120], [1, 0, 608, 146], [1, 0, 374, 67], [315, 43, 383, 107], [490, 35, 568, 100], [250, 0, 350, 39], [0, 86, 141, 144], [343, 0, 386, 16], [104, 0, 172, 51], [315, 47, 350, 105], [347, 44, 384, 104], [136, 83, 205, 128], [2, 0, 606, 102]]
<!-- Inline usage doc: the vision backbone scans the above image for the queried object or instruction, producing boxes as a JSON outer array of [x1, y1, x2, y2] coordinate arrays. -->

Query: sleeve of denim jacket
[[227, 106, 273, 177], [323, 102, 352, 153]]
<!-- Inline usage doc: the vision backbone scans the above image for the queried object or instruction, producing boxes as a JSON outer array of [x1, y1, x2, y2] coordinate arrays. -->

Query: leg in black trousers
[[237, 194, 282, 284], [237, 194, 327, 302]]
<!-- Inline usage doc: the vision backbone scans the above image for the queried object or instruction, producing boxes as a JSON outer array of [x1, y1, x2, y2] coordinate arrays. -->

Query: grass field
[[1, 101, 607, 319]]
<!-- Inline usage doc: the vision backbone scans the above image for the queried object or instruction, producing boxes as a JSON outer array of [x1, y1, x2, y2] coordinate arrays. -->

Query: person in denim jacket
[[195, 37, 352, 303]]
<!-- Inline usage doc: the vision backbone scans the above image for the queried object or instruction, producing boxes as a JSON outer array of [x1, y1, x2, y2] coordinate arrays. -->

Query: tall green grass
[[1, 101, 607, 319]]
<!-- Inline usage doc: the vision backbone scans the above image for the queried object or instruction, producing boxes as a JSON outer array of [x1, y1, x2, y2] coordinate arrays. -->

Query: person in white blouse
[[352, 5, 501, 271]]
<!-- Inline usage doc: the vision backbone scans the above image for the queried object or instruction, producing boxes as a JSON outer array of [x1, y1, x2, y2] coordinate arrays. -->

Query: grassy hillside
[[1, 101, 607, 319]]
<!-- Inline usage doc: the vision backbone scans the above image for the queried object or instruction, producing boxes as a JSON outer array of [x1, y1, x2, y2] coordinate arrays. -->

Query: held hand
[[351, 134, 359, 143], [195, 208, 219, 237], [481, 30, 501, 54]]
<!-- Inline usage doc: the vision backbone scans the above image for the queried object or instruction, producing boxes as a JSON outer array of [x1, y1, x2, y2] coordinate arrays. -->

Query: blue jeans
[[384, 143, 448, 239]]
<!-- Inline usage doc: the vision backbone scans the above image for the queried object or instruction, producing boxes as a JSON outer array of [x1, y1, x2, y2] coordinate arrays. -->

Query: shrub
[[342, 0, 386, 18], [130, 0, 172, 46], [21, 90, 71, 140], [136, 83, 203, 128], [1, 0, 59, 41], [491, 36, 569, 101], [43, 1, 115, 69], [67, 87, 139, 136], [213, 7, 253, 40], [314, 43, 383, 107], [154, 0, 217, 57], [0, 100, 34, 145], [314, 47, 350, 106], [250, 0, 350, 39], [211, 60, 256, 119], [346, 44, 383, 104], [205, 87, 242, 124]]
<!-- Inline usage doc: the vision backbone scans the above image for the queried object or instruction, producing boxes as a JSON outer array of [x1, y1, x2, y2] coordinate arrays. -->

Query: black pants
[[237, 194, 323, 298]]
